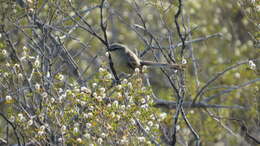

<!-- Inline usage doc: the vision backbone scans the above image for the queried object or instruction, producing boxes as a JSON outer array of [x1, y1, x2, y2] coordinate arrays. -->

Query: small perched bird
[[109, 43, 184, 73]]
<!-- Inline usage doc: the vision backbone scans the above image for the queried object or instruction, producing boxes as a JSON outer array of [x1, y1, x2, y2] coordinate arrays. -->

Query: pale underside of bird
[[109, 43, 184, 74]]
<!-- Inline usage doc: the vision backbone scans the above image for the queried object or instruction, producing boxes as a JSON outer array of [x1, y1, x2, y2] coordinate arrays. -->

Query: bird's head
[[109, 43, 126, 52]]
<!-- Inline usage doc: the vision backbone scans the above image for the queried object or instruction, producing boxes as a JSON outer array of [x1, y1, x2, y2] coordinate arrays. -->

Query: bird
[[108, 43, 185, 74]]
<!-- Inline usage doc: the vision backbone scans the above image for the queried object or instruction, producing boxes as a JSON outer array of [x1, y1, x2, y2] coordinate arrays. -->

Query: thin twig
[[0, 113, 21, 146], [203, 78, 260, 103], [135, 119, 160, 146], [192, 58, 260, 104]]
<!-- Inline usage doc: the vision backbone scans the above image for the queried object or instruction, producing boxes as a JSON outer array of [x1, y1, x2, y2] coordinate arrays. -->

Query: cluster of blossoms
[[5, 67, 165, 145], [248, 60, 256, 70]]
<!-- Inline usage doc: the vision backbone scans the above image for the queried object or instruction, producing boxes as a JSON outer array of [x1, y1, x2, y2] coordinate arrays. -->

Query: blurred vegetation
[[0, 0, 259, 145]]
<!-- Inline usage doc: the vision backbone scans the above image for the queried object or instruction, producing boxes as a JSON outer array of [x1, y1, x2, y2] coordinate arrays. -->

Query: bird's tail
[[140, 61, 185, 70]]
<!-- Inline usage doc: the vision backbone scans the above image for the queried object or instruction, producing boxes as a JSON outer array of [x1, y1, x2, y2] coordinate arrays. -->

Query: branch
[[192, 58, 260, 104], [203, 78, 260, 103], [99, 0, 120, 84], [135, 119, 160, 146], [148, 33, 222, 50], [154, 99, 245, 109], [0, 113, 21, 146]]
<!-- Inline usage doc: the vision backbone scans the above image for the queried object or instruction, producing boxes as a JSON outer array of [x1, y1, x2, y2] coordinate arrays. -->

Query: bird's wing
[[126, 51, 140, 70]]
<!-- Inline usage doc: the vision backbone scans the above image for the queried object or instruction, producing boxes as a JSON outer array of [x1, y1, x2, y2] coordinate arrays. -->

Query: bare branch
[[204, 78, 260, 103]]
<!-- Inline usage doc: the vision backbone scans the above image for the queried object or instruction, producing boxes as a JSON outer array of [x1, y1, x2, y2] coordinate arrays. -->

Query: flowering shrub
[[1, 53, 163, 145]]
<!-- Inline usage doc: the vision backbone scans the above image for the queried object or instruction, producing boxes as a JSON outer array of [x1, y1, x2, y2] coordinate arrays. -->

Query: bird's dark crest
[[109, 43, 126, 51]]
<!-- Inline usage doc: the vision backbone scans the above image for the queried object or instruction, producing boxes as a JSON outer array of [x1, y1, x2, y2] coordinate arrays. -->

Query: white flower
[[120, 105, 125, 110], [141, 104, 148, 109], [74, 123, 79, 127], [6, 95, 12, 101], [28, 119, 33, 126], [83, 113, 88, 119], [100, 133, 106, 138], [3, 72, 8, 78], [107, 103, 112, 108], [58, 94, 65, 103], [120, 137, 129, 144], [182, 58, 187, 64], [61, 125, 66, 133], [87, 112, 93, 118], [234, 72, 240, 79], [40, 125, 46, 130], [142, 65, 147, 71], [23, 46, 29, 52], [18, 73, 23, 80], [135, 111, 141, 116], [127, 82, 132, 88], [105, 52, 110, 57], [57, 74, 64, 81], [146, 95, 151, 100], [46, 71, 50, 78], [117, 92, 122, 98], [89, 106, 94, 111], [147, 121, 153, 127], [111, 112, 115, 118], [83, 133, 91, 139], [41, 92, 48, 98], [99, 87, 106, 93], [38, 130, 45, 136], [150, 115, 155, 120], [10, 116, 15, 122], [92, 83, 97, 88], [34, 83, 40, 91], [101, 93, 106, 98], [50, 98, 55, 103], [130, 118, 136, 125], [249, 60, 256, 70], [97, 138, 103, 144], [73, 127, 79, 133], [58, 138, 63, 142], [6, 63, 10, 67], [116, 115, 121, 120], [135, 68, 140, 73], [76, 138, 82, 143], [104, 73, 112, 80], [18, 113, 26, 122], [122, 79, 128, 84], [113, 100, 119, 107], [86, 123, 92, 128], [1, 49, 8, 57], [14, 63, 20, 69], [176, 125, 181, 131], [144, 126, 150, 131], [58, 88, 63, 93], [159, 112, 167, 121], [116, 85, 122, 90], [81, 86, 91, 94], [99, 67, 105, 72], [34, 56, 40, 68], [137, 136, 146, 142], [154, 124, 159, 129], [92, 92, 97, 98], [95, 96, 102, 102], [140, 98, 146, 104]]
